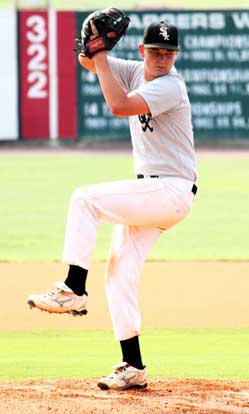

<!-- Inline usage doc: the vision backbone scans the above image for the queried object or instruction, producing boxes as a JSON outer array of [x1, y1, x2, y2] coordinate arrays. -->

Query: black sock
[[120, 336, 144, 370], [64, 265, 88, 296]]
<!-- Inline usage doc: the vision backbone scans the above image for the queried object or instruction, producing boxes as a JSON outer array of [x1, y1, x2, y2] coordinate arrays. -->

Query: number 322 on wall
[[26, 14, 48, 99]]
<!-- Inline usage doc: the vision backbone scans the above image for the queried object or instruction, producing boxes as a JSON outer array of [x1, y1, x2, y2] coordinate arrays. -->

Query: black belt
[[137, 174, 198, 195]]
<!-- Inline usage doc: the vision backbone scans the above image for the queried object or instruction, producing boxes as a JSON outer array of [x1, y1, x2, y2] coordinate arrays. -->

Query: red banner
[[19, 11, 49, 139], [57, 11, 77, 139]]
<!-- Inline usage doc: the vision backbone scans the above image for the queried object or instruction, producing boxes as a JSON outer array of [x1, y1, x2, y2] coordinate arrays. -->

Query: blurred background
[[1, 0, 249, 146]]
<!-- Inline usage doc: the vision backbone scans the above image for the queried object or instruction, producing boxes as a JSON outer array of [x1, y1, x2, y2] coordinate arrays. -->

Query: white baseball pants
[[62, 177, 195, 340]]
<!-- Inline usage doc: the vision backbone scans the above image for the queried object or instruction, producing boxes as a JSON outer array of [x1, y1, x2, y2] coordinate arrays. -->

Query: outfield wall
[[0, 10, 18, 140], [1, 8, 249, 141]]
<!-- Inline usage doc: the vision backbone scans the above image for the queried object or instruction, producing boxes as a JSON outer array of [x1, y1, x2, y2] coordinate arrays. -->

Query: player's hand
[[80, 8, 130, 58], [89, 19, 98, 38], [89, 20, 108, 60]]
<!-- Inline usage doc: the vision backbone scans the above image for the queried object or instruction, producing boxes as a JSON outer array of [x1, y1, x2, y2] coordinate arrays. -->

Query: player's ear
[[138, 44, 144, 58]]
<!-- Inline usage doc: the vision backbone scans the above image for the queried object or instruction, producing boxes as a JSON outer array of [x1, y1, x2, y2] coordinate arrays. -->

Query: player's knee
[[70, 187, 90, 207], [70, 187, 100, 222]]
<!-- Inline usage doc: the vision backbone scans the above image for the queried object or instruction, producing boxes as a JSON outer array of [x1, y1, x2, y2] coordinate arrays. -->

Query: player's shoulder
[[170, 66, 185, 80], [108, 56, 144, 82], [146, 66, 188, 103], [153, 66, 186, 89], [108, 56, 143, 69], [161, 66, 182, 82]]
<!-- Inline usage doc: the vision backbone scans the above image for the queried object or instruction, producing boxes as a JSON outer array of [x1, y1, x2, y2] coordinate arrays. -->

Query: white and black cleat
[[97, 362, 147, 391], [26, 282, 88, 315], [68, 309, 88, 316], [27, 300, 35, 309]]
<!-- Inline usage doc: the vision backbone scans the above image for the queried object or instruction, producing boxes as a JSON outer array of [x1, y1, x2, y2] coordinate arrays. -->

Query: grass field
[[1, 328, 249, 381], [0, 151, 248, 385], [0, 153, 249, 262], [1, 0, 249, 394], [2, 0, 249, 9]]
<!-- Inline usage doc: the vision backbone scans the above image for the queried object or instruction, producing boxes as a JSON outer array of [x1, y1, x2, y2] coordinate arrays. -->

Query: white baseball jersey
[[63, 55, 198, 341], [109, 57, 197, 182]]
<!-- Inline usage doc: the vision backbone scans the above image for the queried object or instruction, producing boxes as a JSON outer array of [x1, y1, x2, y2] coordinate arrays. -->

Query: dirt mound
[[1, 378, 249, 414]]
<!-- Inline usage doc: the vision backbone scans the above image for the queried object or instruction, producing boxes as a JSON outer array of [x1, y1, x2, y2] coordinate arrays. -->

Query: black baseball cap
[[143, 21, 180, 51]]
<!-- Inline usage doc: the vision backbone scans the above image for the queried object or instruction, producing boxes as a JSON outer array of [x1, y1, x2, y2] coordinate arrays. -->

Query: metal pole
[[48, 0, 59, 145]]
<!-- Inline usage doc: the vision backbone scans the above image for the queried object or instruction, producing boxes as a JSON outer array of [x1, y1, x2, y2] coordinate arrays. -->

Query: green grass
[[2, 0, 249, 9], [0, 154, 249, 262], [1, 329, 249, 381], [0, 155, 132, 262]]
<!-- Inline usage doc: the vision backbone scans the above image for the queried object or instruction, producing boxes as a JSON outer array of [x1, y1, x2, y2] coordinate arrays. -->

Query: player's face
[[139, 45, 178, 80]]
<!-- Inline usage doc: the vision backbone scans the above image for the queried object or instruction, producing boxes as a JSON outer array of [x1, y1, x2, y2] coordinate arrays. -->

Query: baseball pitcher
[[27, 8, 197, 391]]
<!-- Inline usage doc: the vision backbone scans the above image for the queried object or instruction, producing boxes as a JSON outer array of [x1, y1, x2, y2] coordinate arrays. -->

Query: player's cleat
[[27, 281, 88, 315], [69, 309, 88, 316], [97, 362, 147, 391]]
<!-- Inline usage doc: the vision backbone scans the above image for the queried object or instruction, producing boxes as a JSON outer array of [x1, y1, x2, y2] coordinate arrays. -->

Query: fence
[[1, 8, 249, 142]]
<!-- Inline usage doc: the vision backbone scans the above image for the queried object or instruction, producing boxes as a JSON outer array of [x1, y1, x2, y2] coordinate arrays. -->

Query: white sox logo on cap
[[159, 26, 170, 41], [143, 21, 179, 50]]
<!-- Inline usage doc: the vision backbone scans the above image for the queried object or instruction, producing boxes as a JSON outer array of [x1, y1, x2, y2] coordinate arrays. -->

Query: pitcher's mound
[[1, 378, 249, 414]]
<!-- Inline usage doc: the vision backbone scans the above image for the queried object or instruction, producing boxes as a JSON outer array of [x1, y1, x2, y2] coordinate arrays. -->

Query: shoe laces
[[113, 362, 130, 375], [46, 288, 63, 298]]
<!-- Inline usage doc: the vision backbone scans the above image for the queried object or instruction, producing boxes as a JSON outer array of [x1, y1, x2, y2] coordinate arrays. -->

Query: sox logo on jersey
[[138, 114, 153, 132]]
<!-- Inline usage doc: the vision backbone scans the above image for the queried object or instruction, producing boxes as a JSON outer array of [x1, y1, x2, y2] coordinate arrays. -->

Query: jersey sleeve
[[134, 75, 182, 117], [108, 57, 141, 93]]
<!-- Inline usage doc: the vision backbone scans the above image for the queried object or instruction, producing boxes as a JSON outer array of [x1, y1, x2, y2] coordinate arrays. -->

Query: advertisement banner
[[76, 11, 129, 140], [76, 10, 249, 140]]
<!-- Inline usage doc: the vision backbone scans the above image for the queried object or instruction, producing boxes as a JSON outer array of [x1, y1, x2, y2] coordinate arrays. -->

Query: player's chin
[[154, 66, 169, 76]]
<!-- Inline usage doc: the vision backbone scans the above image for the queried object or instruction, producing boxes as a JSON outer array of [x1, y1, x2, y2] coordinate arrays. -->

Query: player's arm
[[79, 13, 149, 116], [78, 52, 147, 116], [92, 51, 150, 117], [78, 53, 96, 73]]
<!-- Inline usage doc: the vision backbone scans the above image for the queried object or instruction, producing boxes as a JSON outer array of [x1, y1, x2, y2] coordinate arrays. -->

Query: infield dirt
[[1, 377, 249, 413], [1, 262, 249, 413], [1, 262, 249, 330]]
